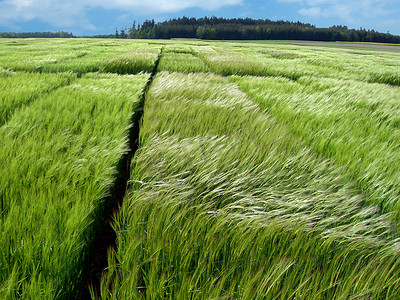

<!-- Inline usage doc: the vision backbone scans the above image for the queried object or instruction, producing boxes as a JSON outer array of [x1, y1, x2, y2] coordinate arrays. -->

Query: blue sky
[[0, 0, 399, 36]]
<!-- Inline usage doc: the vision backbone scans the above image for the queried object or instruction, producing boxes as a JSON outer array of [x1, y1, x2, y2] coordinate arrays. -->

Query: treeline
[[0, 31, 74, 38], [116, 17, 400, 43]]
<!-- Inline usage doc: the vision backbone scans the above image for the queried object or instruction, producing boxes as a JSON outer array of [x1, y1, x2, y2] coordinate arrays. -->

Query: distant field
[[1, 38, 400, 299], [297, 41, 400, 51]]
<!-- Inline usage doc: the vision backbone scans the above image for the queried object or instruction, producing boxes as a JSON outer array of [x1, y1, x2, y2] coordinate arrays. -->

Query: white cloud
[[90, 0, 243, 13], [298, 4, 354, 21], [0, 0, 243, 30], [0, 0, 94, 29], [298, 7, 321, 17], [278, 0, 394, 25], [278, 0, 331, 4]]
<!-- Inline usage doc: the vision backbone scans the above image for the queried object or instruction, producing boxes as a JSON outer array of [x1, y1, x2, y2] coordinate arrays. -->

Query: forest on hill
[[0, 31, 74, 38], [1, 17, 399, 43], [116, 17, 400, 43]]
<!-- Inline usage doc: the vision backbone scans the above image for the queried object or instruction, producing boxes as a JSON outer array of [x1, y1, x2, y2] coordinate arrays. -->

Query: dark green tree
[[128, 21, 136, 38], [126, 17, 400, 43]]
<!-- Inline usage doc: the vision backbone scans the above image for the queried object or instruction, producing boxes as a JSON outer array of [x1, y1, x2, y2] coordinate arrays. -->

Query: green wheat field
[[1, 38, 400, 299]]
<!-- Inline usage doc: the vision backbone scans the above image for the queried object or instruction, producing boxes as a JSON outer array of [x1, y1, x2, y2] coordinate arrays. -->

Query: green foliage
[[0, 32, 74, 38], [0, 72, 150, 298], [229, 42, 400, 84], [129, 17, 400, 43], [99, 48, 160, 74], [0, 39, 154, 76], [1, 38, 400, 299], [99, 72, 400, 299], [233, 75, 400, 221], [0, 72, 75, 126], [368, 71, 400, 86], [195, 48, 266, 76], [157, 52, 210, 73]]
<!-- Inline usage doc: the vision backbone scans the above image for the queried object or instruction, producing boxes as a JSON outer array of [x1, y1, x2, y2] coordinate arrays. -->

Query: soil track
[[80, 49, 163, 299], [298, 42, 400, 52]]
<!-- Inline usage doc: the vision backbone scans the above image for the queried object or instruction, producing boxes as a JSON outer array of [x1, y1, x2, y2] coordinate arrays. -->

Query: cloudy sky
[[0, 0, 399, 36]]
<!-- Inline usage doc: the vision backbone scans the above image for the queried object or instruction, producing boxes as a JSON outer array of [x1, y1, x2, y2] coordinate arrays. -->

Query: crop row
[[0, 39, 161, 76], [234, 75, 400, 221], [98, 72, 400, 299], [0, 72, 150, 298], [1, 40, 399, 87], [1, 39, 399, 299], [0, 71, 75, 127], [154, 42, 400, 86]]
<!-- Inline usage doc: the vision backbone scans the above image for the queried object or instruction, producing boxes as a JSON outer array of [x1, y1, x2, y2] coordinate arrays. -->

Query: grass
[[0, 72, 150, 299], [193, 47, 266, 76], [0, 39, 155, 76], [0, 71, 75, 126], [1, 38, 400, 299], [239, 43, 400, 84], [99, 48, 161, 74], [233, 75, 400, 220], [158, 52, 210, 73], [98, 71, 400, 299]]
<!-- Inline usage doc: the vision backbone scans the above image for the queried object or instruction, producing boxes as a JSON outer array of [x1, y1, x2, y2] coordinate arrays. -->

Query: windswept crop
[[237, 42, 400, 84], [0, 71, 75, 126], [233, 75, 400, 220], [0, 72, 150, 298], [0, 39, 154, 76], [158, 51, 210, 73], [1, 38, 400, 299], [99, 72, 400, 299], [100, 48, 161, 74], [193, 47, 266, 76]]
